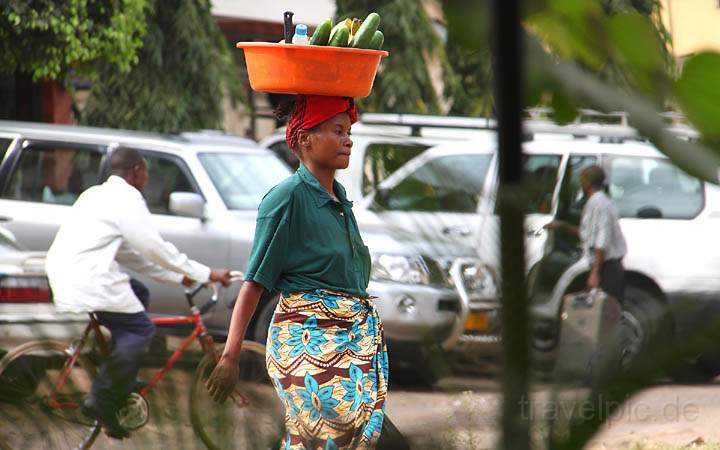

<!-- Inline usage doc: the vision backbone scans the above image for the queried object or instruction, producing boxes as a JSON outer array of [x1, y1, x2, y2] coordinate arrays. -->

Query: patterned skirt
[[266, 289, 389, 450]]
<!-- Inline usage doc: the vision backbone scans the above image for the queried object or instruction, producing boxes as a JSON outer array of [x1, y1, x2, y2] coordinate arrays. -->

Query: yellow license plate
[[464, 311, 490, 332]]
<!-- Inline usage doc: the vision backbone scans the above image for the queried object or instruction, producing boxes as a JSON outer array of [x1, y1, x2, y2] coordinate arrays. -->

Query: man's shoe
[[81, 398, 130, 439]]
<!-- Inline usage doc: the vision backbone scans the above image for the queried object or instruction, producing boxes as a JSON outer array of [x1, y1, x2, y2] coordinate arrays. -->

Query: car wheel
[[620, 285, 671, 370], [668, 357, 720, 384], [389, 344, 446, 387]]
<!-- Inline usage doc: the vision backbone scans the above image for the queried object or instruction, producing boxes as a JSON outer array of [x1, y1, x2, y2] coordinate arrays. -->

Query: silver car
[[0, 121, 291, 340]]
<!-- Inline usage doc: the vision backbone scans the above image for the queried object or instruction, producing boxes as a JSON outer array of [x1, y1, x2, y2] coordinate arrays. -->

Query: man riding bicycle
[[45, 147, 231, 439]]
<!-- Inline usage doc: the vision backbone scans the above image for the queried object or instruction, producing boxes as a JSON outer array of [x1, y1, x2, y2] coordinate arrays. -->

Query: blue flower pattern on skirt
[[287, 315, 327, 357], [379, 350, 390, 382], [333, 319, 364, 352], [302, 289, 345, 309], [274, 376, 300, 417], [270, 326, 282, 359], [268, 290, 387, 449], [362, 411, 385, 440], [325, 437, 338, 450], [340, 363, 373, 411], [297, 372, 340, 421]]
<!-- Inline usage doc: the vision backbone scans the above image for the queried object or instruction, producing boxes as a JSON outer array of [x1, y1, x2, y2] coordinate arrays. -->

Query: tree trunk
[[493, 1, 531, 450]]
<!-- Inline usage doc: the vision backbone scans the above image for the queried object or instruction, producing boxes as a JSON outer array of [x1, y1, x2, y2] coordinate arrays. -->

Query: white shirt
[[580, 190, 628, 264], [46, 176, 211, 314]]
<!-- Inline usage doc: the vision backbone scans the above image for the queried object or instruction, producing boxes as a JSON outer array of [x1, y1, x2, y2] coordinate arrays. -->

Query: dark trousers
[[600, 258, 626, 303], [90, 279, 155, 409]]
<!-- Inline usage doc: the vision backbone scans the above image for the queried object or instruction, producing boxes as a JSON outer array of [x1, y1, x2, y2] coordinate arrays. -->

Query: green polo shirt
[[245, 165, 371, 298]]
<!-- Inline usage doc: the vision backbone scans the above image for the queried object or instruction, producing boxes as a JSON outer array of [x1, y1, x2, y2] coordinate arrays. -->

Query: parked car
[[0, 121, 481, 379], [385, 132, 720, 376], [0, 121, 292, 340], [526, 141, 720, 378], [259, 114, 496, 204], [0, 226, 88, 352], [357, 135, 574, 364]]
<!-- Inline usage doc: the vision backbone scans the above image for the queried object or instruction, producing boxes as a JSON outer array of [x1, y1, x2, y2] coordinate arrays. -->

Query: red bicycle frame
[[47, 274, 243, 411], [139, 310, 217, 397], [47, 315, 109, 410], [49, 308, 218, 409]]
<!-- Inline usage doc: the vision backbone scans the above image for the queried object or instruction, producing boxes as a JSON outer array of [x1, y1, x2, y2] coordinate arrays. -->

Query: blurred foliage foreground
[[444, 1, 720, 450]]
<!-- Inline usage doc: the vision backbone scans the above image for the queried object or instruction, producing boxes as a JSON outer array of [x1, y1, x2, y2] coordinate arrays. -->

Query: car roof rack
[[360, 109, 700, 142]]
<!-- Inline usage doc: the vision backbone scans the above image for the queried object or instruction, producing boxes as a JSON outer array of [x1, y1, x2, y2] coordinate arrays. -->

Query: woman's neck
[[303, 162, 336, 196]]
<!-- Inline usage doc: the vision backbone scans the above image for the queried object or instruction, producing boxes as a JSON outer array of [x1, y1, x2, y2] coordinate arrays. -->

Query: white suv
[[368, 132, 720, 376]]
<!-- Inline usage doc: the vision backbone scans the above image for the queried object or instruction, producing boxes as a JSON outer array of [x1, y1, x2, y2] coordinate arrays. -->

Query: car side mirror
[[169, 192, 205, 219]]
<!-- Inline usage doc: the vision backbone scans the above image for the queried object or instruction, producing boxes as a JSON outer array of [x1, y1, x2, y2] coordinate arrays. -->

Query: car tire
[[620, 285, 672, 370], [668, 357, 720, 384], [389, 344, 446, 387]]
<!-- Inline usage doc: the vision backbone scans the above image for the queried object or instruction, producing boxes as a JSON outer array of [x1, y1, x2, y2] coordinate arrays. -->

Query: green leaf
[[607, 12, 665, 92], [443, 0, 491, 50], [549, 0, 602, 18], [549, 87, 578, 124], [676, 52, 720, 140], [527, 0, 609, 70]]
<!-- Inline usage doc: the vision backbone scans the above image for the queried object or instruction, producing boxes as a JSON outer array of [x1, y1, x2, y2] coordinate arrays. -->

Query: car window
[[362, 143, 428, 196], [2, 145, 102, 205], [607, 156, 703, 219], [142, 154, 199, 215], [198, 152, 292, 210], [268, 140, 299, 170], [557, 154, 598, 222], [377, 153, 493, 213], [523, 154, 562, 214]]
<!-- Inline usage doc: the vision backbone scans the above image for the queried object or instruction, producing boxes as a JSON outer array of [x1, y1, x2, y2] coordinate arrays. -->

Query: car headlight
[[459, 262, 498, 298], [371, 254, 431, 285]]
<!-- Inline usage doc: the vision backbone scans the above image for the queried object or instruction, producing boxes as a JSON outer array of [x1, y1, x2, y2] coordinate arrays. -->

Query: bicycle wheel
[[0, 340, 101, 450], [190, 340, 284, 450]]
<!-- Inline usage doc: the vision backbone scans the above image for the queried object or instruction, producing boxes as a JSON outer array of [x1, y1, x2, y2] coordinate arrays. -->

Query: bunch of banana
[[309, 12, 384, 50]]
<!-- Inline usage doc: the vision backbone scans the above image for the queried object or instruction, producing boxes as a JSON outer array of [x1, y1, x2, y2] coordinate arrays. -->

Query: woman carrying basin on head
[[205, 94, 392, 449]]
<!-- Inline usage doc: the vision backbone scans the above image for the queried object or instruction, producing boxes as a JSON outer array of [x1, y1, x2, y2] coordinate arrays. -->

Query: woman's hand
[[205, 356, 240, 404]]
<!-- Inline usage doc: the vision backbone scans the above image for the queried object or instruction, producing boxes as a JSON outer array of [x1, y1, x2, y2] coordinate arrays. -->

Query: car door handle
[[442, 226, 472, 237], [526, 226, 546, 237]]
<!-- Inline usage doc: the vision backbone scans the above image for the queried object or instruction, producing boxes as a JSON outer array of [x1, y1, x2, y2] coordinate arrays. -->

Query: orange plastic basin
[[236, 42, 389, 98]]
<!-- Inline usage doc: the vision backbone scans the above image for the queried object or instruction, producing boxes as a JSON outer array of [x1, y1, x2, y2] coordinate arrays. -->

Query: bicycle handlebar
[[185, 271, 244, 313]]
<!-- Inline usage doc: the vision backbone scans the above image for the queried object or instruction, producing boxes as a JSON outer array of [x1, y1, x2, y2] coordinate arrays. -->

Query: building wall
[[212, 1, 335, 26], [660, 0, 720, 57]]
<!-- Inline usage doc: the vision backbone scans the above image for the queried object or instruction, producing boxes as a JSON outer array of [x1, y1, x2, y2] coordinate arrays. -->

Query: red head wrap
[[285, 95, 358, 151]]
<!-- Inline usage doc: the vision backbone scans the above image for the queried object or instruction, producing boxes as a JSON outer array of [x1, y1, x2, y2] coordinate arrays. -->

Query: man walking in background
[[545, 165, 627, 300]]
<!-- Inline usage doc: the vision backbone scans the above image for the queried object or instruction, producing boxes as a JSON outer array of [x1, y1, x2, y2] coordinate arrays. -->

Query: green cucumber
[[310, 18, 332, 45], [329, 19, 350, 42], [329, 26, 350, 47], [350, 12, 380, 48], [368, 30, 384, 50]]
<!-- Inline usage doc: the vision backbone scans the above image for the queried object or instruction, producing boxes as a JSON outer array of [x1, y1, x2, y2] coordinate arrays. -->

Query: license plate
[[464, 311, 490, 332]]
